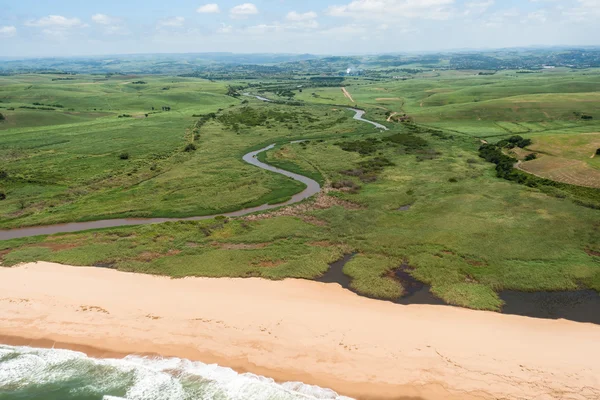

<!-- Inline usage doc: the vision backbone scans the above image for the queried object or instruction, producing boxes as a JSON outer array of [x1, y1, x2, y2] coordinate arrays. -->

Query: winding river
[[0, 108, 386, 240]]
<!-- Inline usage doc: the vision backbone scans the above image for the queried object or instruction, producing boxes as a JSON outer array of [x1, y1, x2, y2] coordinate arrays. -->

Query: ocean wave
[[0, 345, 353, 400]]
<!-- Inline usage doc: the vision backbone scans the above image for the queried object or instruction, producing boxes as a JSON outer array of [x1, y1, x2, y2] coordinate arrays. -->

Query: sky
[[1, 0, 600, 58]]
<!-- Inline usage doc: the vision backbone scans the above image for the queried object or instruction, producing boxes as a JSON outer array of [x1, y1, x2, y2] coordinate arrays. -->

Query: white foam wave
[[0, 345, 354, 400]]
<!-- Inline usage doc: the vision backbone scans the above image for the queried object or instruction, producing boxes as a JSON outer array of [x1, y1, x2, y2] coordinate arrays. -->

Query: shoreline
[[0, 334, 466, 400], [1, 262, 600, 400]]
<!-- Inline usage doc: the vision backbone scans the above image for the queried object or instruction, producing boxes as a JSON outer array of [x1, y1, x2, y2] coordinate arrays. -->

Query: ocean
[[0, 345, 352, 400]]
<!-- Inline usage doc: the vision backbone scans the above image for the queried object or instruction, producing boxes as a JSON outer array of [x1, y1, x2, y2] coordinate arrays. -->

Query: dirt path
[[341, 87, 355, 103], [387, 112, 398, 122]]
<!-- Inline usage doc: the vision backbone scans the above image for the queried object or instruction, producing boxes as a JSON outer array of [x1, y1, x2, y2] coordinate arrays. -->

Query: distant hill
[[1, 48, 600, 75]]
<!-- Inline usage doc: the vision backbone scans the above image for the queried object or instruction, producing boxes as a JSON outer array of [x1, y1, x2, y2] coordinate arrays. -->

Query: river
[[0, 108, 385, 240]]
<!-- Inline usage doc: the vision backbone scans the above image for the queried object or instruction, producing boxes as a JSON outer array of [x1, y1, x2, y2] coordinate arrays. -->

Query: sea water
[[0, 345, 352, 400]]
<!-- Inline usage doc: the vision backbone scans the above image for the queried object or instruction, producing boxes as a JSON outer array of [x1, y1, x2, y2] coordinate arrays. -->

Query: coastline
[[1, 262, 600, 400]]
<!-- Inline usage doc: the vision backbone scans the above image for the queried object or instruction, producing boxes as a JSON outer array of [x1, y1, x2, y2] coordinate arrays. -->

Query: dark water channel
[[318, 254, 600, 324]]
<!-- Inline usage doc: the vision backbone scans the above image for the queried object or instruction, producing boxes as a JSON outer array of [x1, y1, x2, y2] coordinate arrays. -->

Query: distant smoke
[[346, 68, 352, 74]]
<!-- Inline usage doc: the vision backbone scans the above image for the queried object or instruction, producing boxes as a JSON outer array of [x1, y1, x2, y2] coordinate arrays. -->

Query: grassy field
[[1, 69, 599, 311], [0, 75, 375, 228]]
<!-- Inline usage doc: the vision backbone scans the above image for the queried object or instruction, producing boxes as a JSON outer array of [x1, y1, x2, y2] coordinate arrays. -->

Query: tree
[[119, 152, 130, 160], [0, 192, 5, 201]]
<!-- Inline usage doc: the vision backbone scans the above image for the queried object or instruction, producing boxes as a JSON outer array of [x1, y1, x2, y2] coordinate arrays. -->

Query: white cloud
[[245, 23, 283, 34], [327, 0, 456, 20], [563, 0, 600, 20], [25, 15, 88, 38], [92, 14, 118, 25], [217, 23, 233, 33], [464, 0, 494, 15], [524, 10, 548, 23], [197, 3, 220, 13], [26, 15, 87, 29], [230, 3, 258, 18], [482, 8, 520, 27], [158, 16, 185, 27], [0, 26, 16, 37], [286, 11, 318, 21], [285, 11, 319, 29], [91, 13, 127, 35]]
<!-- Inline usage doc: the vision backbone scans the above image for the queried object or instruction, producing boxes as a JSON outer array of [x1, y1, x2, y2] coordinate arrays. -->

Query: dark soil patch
[[37, 242, 80, 252], [93, 262, 116, 269], [257, 260, 285, 268], [464, 258, 487, 267], [217, 243, 270, 250], [585, 248, 600, 257]]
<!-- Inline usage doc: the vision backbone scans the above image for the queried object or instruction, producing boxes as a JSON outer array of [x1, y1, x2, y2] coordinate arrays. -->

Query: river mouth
[[319, 254, 600, 324]]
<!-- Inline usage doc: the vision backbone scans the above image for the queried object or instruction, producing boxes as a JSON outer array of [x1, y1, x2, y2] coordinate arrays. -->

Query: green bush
[[119, 152, 130, 160], [184, 143, 197, 152], [0, 192, 6, 201], [525, 153, 538, 161]]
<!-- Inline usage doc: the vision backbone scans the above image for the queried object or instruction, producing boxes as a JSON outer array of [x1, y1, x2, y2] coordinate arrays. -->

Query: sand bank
[[1, 262, 599, 400]]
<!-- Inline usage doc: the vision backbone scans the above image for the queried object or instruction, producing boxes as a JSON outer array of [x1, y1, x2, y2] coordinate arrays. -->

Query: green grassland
[[0, 75, 375, 228], [1, 69, 599, 312]]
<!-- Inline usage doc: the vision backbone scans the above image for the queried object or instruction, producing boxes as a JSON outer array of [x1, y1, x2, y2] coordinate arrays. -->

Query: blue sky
[[1, 0, 599, 57]]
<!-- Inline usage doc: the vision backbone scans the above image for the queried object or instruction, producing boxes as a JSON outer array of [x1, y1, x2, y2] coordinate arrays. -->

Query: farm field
[[510, 132, 600, 188], [1, 68, 599, 311]]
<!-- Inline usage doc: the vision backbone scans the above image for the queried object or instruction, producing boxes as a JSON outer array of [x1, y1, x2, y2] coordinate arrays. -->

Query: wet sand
[[1, 262, 600, 400]]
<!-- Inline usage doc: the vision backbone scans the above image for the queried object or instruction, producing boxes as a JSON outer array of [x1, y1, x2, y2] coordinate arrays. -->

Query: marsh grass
[[1, 71, 599, 311]]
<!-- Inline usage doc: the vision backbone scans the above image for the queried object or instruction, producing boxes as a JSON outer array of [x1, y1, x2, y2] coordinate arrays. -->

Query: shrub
[[448, 177, 458, 183], [596, 148, 600, 156], [119, 152, 130, 160], [478, 144, 516, 179], [184, 143, 197, 152], [503, 135, 532, 149], [0, 192, 5, 201], [0, 112, 4, 121], [525, 153, 538, 161], [0, 170, 7, 179], [332, 180, 361, 193]]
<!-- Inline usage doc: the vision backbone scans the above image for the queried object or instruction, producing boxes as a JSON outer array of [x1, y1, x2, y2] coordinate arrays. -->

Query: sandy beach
[[1, 262, 599, 400]]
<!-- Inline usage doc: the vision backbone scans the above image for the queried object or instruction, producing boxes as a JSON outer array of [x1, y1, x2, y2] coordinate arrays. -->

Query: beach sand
[[1, 262, 599, 400]]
